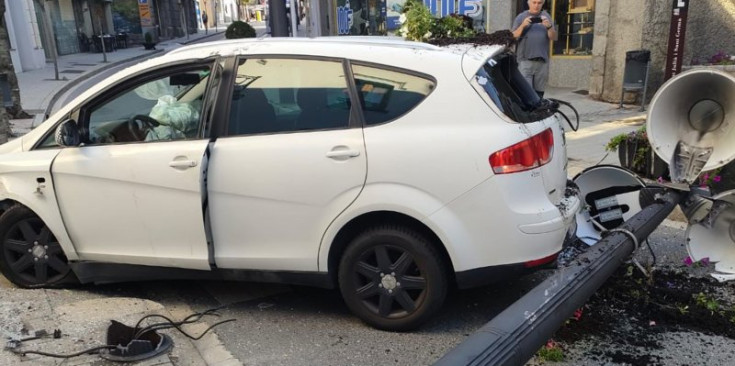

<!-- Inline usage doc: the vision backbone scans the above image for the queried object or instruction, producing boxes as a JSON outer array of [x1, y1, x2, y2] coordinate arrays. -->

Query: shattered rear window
[[475, 53, 555, 123]]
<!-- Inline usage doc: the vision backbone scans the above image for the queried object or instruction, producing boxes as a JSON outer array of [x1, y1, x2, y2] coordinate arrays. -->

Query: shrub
[[397, 1, 475, 42], [144, 32, 153, 44], [225, 21, 256, 39]]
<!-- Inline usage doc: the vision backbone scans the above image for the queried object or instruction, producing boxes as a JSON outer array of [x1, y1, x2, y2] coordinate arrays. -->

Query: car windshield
[[475, 53, 555, 123]]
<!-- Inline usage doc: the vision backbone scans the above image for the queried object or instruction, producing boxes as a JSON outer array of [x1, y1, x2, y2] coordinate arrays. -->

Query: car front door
[[50, 62, 218, 270], [207, 56, 366, 271]]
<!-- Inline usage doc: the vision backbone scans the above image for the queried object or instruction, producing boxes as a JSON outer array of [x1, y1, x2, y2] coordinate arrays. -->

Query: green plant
[[431, 14, 475, 39], [225, 21, 256, 39], [694, 292, 721, 315], [144, 32, 153, 44], [536, 340, 564, 362], [397, 0, 475, 41], [397, 0, 435, 41], [605, 126, 647, 152]]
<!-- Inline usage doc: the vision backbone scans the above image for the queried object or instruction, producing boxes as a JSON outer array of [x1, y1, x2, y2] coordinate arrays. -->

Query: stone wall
[[548, 58, 591, 90], [684, 0, 735, 65], [590, 0, 734, 103], [588, 0, 670, 102]]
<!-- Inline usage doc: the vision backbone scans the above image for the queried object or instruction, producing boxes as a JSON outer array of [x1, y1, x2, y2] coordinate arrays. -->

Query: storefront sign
[[386, 0, 485, 30], [336, 2, 354, 35], [664, 0, 689, 80], [138, 0, 153, 27]]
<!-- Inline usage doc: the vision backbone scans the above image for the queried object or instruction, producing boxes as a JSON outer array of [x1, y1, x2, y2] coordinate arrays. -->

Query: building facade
[[5, 0, 45, 72], [311, 0, 735, 102]]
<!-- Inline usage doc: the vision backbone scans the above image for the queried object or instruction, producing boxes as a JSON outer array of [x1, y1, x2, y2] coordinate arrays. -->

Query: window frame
[[346, 59, 437, 128], [32, 58, 220, 150], [223, 54, 362, 138], [550, 0, 596, 58]]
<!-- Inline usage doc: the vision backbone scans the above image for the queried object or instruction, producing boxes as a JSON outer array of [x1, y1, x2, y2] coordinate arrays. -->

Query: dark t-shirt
[[512, 10, 555, 62]]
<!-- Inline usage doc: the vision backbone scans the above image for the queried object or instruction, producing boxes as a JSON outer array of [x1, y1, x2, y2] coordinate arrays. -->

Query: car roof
[[160, 37, 504, 78]]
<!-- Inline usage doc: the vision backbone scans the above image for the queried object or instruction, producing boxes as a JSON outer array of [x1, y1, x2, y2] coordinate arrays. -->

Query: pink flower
[[700, 257, 710, 266], [573, 308, 584, 321], [713, 176, 722, 183], [683, 256, 693, 266], [657, 176, 664, 183]]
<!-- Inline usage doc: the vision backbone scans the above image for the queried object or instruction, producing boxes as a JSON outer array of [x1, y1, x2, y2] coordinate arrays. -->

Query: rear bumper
[[428, 177, 581, 273], [519, 180, 581, 234], [455, 251, 558, 289]]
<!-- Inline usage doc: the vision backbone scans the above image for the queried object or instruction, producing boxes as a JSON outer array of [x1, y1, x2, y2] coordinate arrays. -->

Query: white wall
[[6, 0, 46, 72]]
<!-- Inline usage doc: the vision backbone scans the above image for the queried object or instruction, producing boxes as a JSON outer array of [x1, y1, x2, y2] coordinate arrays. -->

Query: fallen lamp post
[[435, 189, 681, 366]]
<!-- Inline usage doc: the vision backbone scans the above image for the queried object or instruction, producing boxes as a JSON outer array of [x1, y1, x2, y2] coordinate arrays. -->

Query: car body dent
[[0, 149, 79, 261]]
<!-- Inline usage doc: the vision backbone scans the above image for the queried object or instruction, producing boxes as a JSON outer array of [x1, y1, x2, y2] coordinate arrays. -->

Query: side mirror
[[54, 119, 81, 147]]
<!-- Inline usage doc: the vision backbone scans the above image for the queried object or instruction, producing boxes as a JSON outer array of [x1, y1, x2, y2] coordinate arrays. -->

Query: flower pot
[[617, 140, 668, 180], [143, 42, 156, 50]]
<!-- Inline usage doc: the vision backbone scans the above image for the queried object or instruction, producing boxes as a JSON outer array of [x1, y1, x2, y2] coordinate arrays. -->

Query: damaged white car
[[0, 37, 579, 331]]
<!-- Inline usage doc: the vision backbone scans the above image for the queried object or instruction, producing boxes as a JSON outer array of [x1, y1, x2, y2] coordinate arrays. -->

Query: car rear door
[[50, 61, 219, 270], [206, 56, 366, 272]]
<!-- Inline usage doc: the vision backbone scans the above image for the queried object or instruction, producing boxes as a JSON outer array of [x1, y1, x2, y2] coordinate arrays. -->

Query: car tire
[[338, 225, 448, 331], [0, 205, 75, 288]]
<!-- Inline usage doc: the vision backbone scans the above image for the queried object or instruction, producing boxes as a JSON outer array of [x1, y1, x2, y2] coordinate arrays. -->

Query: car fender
[[0, 150, 79, 261], [318, 182, 465, 272]]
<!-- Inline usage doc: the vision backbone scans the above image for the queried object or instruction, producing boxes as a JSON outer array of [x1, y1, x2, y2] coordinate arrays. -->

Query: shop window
[[552, 0, 595, 56]]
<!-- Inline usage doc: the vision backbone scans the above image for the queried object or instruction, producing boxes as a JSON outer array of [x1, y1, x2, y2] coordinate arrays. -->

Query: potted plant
[[605, 126, 668, 180], [142, 32, 156, 50]]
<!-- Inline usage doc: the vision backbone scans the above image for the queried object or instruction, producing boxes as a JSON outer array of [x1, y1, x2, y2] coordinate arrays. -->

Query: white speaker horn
[[647, 69, 735, 184], [686, 190, 735, 274]]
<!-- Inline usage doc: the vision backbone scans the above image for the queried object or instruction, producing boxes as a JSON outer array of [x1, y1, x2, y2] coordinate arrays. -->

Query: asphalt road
[[0, 223, 696, 366]]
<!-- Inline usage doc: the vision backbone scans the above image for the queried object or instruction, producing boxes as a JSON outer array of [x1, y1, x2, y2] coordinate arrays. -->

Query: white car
[[0, 37, 579, 331]]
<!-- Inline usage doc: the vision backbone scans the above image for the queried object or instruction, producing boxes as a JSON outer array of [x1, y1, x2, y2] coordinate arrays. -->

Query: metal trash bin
[[619, 49, 651, 111]]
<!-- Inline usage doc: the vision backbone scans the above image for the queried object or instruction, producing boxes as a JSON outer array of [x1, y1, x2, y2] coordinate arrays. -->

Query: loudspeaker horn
[[686, 190, 735, 274], [646, 68, 735, 184], [572, 165, 647, 245]]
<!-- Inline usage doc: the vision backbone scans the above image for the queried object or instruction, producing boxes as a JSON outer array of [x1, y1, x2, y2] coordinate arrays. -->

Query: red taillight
[[489, 128, 554, 174]]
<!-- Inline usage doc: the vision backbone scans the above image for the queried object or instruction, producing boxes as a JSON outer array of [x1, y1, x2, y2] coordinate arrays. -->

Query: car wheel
[[0, 205, 74, 288], [338, 226, 448, 331]]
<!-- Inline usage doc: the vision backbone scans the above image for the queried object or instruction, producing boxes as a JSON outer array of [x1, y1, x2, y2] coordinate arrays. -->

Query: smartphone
[[530, 17, 543, 23]]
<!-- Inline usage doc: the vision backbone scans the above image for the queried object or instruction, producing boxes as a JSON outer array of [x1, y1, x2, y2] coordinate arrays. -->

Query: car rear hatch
[[464, 49, 575, 212]]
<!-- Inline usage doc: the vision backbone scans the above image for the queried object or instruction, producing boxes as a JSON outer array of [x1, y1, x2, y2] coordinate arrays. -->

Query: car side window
[[228, 58, 351, 136], [350, 64, 435, 126], [84, 66, 211, 145]]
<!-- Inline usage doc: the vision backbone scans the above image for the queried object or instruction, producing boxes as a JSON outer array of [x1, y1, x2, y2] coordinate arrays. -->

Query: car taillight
[[489, 128, 554, 174]]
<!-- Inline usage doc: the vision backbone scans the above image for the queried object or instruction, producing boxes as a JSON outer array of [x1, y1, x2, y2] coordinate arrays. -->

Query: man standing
[[512, 0, 557, 98], [202, 10, 209, 34]]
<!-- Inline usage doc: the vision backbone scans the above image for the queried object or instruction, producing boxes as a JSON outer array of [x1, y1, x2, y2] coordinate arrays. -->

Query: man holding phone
[[512, 0, 557, 98]]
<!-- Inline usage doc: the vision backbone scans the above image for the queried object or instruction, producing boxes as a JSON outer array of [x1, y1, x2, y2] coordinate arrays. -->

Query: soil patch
[[552, 264, 735, 365]]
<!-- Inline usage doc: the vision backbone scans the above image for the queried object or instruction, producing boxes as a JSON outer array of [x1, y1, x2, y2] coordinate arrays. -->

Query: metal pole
[[435, 189, 682, 366], [268, 0, 288, 37], [289, 0, 297, 37], [42, 1, 59, 80], [214, 0, 218, 32], [97, 18, 108, 63]]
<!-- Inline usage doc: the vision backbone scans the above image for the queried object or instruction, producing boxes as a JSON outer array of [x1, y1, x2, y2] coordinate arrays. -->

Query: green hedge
[[225, 21, 256, 39]]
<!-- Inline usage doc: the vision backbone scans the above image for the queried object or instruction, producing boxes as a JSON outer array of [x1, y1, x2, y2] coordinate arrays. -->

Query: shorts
[[518, 59, 550, 92]]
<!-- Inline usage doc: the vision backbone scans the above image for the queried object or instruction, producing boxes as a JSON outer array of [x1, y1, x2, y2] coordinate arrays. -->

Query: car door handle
[[325, 149, 360, 160], [169, 159, 198, 169]]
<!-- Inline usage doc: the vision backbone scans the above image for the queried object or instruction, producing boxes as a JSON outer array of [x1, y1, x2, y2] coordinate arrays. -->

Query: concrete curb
[[41, 30, 225, 122]]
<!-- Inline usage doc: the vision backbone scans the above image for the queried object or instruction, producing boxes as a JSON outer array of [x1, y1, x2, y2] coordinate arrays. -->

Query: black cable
[[135, 318, 235, 341], [134, 312, 218, 339], [10, 345, 116, 358], [548, 98, 580, 131], [646, 238, 657, 266]]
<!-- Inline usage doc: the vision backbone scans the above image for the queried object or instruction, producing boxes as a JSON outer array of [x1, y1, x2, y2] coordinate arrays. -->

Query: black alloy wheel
[[338, 226, 448, 331], [0, 205, 73, 288]]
